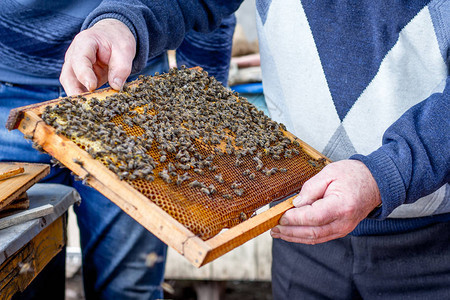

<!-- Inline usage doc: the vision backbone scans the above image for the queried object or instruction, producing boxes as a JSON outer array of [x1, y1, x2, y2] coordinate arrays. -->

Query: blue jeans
[[0, 56, 168, 300]]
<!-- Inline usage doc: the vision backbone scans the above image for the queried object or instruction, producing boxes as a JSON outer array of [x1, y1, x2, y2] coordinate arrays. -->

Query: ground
[[66, 269, 273, 300]]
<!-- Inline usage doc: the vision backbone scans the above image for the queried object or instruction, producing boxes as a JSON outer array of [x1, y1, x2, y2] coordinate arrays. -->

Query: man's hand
[[60, 19, 136, 96], [270, 160, 382, 244]]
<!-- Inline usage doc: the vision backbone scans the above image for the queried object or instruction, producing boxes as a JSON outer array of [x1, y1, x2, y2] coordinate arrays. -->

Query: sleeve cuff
[[351, 149, 407, 219]]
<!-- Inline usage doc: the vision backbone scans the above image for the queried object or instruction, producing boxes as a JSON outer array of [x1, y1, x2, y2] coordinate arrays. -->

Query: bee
[[239, 212, 248, 222], [32, 142, 44, 152], [180, 157, 190, 163], [214, 174, 224, 184], [200, 187, 210, 195], [82, 173, 91, 185], [193, 168, 204, 175], [255, 163, 263, 171], [167, 162, 176, 172], [177, 163, 191, 170], [308, 160, 317, 167], [230, 182, 242, 189], [222, 194, 232, 199], [280, 168, 287, 173], [119, 171, 129, 180], [73, 158, 83, 166], [188, 180, 203, 188], [234, 188, 244, 196], [208, 184, 217, 194], [235, 159, 243, 167], [145, 252, 164, 268], [108, 164, 119, 173], [160, 155, 167, 163], [176, 174, 186, 186], [249, 173, 256, 180], [158, 169, 172, 184]]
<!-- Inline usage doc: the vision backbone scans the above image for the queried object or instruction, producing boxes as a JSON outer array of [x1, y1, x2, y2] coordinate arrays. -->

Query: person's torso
[[256, 0, 449, 219]]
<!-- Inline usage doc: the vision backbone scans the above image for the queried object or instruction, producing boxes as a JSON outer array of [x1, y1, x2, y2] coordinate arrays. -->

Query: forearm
[[82, 0, 242, 74], [352, 76, 450, 218]]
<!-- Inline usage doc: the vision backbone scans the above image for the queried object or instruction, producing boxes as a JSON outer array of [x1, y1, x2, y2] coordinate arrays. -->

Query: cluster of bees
[[41, 67, 304, 199]]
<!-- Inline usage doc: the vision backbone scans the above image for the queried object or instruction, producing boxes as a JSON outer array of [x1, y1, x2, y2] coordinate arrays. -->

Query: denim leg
[[73, 181, 167, 299], [1, 83, 69, 299], [0, 82, 61, 163]]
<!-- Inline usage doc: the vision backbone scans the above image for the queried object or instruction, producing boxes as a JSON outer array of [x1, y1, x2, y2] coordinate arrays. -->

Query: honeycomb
[[41, 67, 326, 240]]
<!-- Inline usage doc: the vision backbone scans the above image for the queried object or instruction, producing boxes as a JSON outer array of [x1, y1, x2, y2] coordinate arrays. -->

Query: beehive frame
[[6, 73, 330, 267]]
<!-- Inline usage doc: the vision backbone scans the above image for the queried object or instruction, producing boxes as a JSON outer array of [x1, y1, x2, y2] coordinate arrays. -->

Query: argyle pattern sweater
[[255, 0, 450, 234]]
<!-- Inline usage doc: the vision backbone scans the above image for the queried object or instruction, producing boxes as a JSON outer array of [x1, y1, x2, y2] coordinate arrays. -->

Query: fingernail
[[279, 217, 288, 226], [293, 196, 303, 207], [84, 81, 92, 91], [113, 78, 123, 90], [271, 226, 280, 233]]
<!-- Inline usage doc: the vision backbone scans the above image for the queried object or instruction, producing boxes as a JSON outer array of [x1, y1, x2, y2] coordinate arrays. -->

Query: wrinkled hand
[[271, 160, 381, 244], [60, 19, 136, 96]]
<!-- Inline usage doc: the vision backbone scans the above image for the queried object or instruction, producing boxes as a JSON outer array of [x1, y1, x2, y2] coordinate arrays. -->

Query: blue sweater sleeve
[[352, 76, 450, 219], [81, 0, 242, 74]]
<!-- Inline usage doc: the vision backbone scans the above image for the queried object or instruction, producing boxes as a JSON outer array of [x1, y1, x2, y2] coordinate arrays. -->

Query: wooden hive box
[[6, 68, 330, 267]]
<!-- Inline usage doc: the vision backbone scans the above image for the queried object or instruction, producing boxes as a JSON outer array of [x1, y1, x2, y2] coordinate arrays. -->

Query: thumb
[[293, 170, 331, 207]]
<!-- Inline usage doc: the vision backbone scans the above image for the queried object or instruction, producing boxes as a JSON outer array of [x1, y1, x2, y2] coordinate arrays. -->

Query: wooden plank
[[0, 193, 30, 218], [0, 167, 24, 181], [0, 216, 65, 299], [198, 198, 294, 267], [0, 163, 49, 211], [8, 78, 331, 267], [0, 204, 54, 230], [0, 184, 80, 266]]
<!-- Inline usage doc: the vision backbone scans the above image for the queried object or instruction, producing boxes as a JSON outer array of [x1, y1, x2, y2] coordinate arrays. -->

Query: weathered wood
[[0, 167, 24, 181], [0, 163, 49, 211], [196, 198, 294, 267], [0, 204, 54, 231], [8, 80, 331, 267], [0, 193, 30, 218], [0, 216, 65, 299], [0, 184, 79, 266]]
